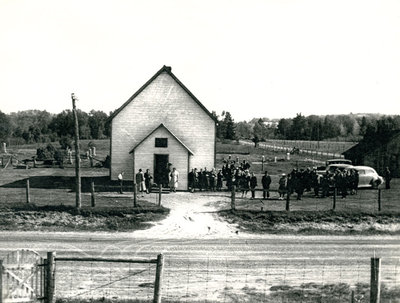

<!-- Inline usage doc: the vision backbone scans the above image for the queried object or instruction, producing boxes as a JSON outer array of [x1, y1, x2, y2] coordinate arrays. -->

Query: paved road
[[1, 232, 399, 301]]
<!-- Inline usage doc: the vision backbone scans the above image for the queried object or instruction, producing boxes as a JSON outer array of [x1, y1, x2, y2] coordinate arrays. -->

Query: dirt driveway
[[131, 191, 240, 239]]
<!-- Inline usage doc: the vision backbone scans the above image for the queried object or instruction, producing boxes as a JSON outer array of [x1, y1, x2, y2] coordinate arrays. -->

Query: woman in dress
[[169, 167, 179, 192]]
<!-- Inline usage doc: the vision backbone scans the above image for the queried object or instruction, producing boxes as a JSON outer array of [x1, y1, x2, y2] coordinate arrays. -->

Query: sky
[[0, 0, 399, 122]]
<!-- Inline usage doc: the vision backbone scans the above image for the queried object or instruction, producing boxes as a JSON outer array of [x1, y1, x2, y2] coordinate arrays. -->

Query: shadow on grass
[[0, 202, 170, 232], [5, 202, 169, 215], [0, 176, 132, 192]]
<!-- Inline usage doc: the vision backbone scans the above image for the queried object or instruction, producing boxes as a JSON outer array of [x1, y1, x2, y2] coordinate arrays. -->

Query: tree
[[321, 115, 341, 139], [252, 118, 267, 143], [88, 110, 108, 139], [305, 115, 322, 141], [49, 109, 90, 139], [276, 118, 292, 139], [236, 121, 252, 139], [289, 113, 308, 140], [8, 110, 53, 143], [48, 110, 74, 137], [252, 136, 260, 147], [0, 111, 11, 142], [223, 112, 236, 140], [359, 116, 368, 136]]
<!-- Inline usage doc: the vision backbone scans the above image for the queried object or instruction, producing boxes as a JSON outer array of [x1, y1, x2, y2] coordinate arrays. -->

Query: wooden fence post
[[351, 289, 355, 303], [133, 181, 137, 207], [231, 185, 236, 210], [153, 253, 164, 303], [286, 191, 290, 211], [261, 156, 265, 172], [26, 178, 30, 203], [0, 259, 3, 303], [91, 181, 95, 207], [71, 93, 81, 210], [378, 189, 381, 211], [333, 188, 337, 210], [45, 252, 56, 303], [370, 257, 381, 303], [158, 184, 162, 207]]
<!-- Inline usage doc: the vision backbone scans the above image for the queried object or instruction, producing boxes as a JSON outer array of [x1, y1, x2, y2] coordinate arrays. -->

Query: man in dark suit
[[261, 171, 272, 199], [250, 172, 257, 199]]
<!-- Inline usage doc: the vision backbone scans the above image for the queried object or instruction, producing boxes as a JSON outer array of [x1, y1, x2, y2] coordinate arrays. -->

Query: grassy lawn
[[216, 141, 400, 234], [0, 164, 168, 232], [216, 140, 327, 175], [1, 139, 399, 234]]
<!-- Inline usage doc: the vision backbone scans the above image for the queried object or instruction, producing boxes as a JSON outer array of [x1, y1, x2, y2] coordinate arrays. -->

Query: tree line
[[212, 111, 400, 144], [0, 109, 110, 145], [1, 109, 399, 146]]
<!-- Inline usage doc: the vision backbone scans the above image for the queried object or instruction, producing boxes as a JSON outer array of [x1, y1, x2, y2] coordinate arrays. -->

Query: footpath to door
[[133, 191, 240, 239]]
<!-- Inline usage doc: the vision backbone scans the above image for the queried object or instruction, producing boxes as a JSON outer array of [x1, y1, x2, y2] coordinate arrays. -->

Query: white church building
[[108, 66, 217, 190]]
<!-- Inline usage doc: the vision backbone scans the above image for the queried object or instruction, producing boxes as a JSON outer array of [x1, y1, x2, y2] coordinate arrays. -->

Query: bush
[[36, 144, 56, 160], [59, 136, 73, 150]]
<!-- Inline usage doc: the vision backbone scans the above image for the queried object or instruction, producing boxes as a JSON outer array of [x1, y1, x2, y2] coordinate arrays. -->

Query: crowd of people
[[188, 160, 363, 200], [122, 159, 391, 200], [188, 160, 271, 199], [276, 167, 360, 200]]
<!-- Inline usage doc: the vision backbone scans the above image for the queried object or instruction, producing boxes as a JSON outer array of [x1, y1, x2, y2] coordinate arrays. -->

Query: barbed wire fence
[[56, 260, 155, 300], [51, 254, 163, 303], [49, 255, 400, 302], [226, 185, 398, 214], [1, 177, 398, 214], [240, 139, 356, 159]]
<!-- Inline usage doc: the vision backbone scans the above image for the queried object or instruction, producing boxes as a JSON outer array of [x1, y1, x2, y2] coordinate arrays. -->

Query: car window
[[326, 160, 352, 165], [358, 170, 365, 175]]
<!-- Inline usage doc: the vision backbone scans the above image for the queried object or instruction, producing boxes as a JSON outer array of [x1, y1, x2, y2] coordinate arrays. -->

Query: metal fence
[[50, 255, 400, 302], [228, 186, 398, 213], [239, 139, 356, 159]]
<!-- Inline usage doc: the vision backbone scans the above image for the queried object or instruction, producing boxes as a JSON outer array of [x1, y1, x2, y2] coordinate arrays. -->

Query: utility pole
[[71, 93, 81, 209]]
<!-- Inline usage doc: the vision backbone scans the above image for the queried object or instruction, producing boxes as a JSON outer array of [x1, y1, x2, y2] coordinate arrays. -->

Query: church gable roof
[[108, 65, 217, 123], [129, 123, 194, 155]]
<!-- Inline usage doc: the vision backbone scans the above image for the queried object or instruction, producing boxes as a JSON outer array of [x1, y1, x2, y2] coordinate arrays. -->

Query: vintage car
[[353, 166, 384, 188], [316, 159, 353, 175], [325, 158, 352, 166], [321, 163, 353, 176]]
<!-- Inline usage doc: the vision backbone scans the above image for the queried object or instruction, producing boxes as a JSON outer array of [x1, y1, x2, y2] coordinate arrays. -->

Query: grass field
[[217, 141, 328, 175], [0, 139, 399, 233], [0, 164, 169, 232]]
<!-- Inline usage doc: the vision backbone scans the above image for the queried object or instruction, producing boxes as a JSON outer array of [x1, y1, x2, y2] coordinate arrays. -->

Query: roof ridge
[[107, 66, 217, 123], [129, 123, 194, 155]]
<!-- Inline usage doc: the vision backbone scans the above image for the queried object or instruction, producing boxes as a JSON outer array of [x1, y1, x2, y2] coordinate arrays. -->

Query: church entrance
[[154, 154, 169, 187]]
